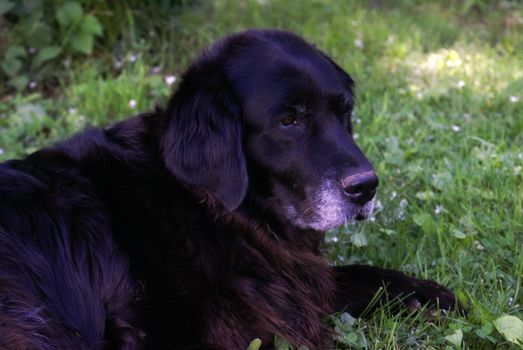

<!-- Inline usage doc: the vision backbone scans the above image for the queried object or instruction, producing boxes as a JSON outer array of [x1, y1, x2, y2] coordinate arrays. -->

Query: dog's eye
[[278, 115, 298, 126]]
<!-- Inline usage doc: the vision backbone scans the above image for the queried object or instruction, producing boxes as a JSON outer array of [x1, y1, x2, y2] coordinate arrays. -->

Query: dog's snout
[[341, 171, 379, 204]]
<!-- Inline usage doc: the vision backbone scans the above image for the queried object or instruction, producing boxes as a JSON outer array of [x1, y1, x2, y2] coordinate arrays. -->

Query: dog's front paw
[[404, 278, 465, 315], [333, 265, 465, 317]]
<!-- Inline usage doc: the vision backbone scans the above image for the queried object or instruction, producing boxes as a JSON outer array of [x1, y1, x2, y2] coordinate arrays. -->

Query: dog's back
[[0, 143, 140, 349]]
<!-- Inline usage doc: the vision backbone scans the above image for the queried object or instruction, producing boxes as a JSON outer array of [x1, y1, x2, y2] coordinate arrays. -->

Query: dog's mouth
[[354, 213, 367, 221], [353, 195, 377, 221], [281, 181, 377, 231]]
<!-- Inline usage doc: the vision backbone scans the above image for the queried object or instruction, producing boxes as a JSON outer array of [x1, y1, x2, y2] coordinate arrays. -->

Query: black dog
[[0, 30, 459, 350]]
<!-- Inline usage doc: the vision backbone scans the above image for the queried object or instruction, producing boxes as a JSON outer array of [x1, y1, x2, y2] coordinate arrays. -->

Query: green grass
[[1, 1, 522, 349]]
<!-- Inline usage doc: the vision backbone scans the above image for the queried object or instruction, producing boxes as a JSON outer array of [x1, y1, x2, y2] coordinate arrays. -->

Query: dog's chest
[[201, 230, 336, 350]]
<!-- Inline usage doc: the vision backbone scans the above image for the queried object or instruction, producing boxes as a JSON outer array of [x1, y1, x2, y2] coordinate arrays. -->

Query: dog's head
[[162, 29, 378, 231]]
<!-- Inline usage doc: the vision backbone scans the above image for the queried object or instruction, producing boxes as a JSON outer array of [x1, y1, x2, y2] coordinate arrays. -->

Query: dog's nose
[[341, 171, 379, 205]]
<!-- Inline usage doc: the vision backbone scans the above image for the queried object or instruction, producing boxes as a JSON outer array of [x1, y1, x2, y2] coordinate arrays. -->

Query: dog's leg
[[332, 264, 462, 317]]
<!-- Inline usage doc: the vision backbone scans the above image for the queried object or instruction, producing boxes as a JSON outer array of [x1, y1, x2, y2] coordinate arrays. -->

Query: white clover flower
[[452, 125, 461, 132], [390, 191, 397, 200], [399, 198, 408, 208], [29, 81, 37, 89], [475, 240, 485, 251], [386, 35, 395, 44], [78, 115, 85, 123], [128, 99, 137, 109], [0, 148, 4, 155], [434, 204, 443, 215], [114, 59, 124, 70], [77, 115, 86, 128], [127, 53, 138, 63], [510, 96, 520, 103], [164, 75, 176, 85], [457, 80, 465, 88], [354, 38, 364, 49]]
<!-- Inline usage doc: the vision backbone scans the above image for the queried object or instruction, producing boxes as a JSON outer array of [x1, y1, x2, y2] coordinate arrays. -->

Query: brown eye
[[278, 115, 298, 126]]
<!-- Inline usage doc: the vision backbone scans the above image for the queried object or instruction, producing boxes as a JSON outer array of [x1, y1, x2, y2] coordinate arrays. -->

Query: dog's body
[[0, 30, 458, 350]]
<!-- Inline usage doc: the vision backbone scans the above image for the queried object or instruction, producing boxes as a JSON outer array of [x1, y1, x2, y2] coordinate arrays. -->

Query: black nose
[[341, 171, 379, 205]]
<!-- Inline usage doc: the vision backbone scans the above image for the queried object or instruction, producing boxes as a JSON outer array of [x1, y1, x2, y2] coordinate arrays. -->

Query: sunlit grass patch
[[0, 63, 174, 161], [65, 62, 173, 125], [387, 45, 523, 100]]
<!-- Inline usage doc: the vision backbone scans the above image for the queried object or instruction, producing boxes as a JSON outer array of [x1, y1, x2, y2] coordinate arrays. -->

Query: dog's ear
[[318, 51, 355, 94], [161, 64, 248, 211]]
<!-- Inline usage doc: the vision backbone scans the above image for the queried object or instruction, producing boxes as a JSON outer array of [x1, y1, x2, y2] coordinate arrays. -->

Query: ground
[[0, 1, 522, 349]]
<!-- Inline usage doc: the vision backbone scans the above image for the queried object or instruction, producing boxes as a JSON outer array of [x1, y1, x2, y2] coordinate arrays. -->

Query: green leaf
[[81, 15, 103, 36], [474, 326, 498, 344], [274, 336, 292, 350], [19, 0, 43, 14], [8, 75, 29, 91], [432, 171, 453, 191], [16, 103, 46, 123], [345, 332, 358, 344], [246, 338, 262, 350], [413, 212, 433, 233], [415, 190, 435, 201], [468, 297, 496, 324], [5, 45, 26, 60], [70, 31, 93, 54], [0, 0, 14, 16], [25, 22, 53, 49], [350, 232, 368, 247], [1, 58, 22, 77], [380, 228, 396, 236], [56, 1, 83, 27], [444, 329, 463, 347], [475, 322, 494, 339], [451, 228, 466, 239], [32, 46, 62, 68], [494, 315, 523, 345], [502, 36, 515, 54]]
